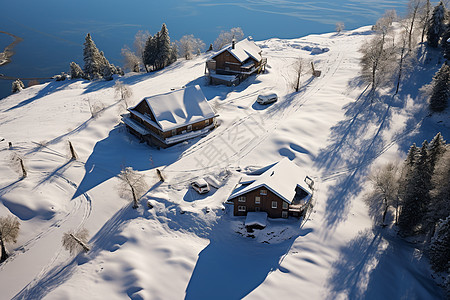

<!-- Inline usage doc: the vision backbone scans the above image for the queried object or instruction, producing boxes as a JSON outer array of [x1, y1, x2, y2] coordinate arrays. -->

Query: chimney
[[232, 39, 236, 49]]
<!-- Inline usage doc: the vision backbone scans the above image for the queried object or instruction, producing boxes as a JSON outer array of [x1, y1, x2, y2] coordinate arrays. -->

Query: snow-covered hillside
[[0, 26, 448, 299]]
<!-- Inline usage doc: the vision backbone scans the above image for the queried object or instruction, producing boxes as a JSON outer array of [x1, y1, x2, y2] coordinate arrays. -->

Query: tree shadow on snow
[[326, 228, 445, 299], [72, 124, 181, 199], [184, 216, 304, 300], [314, 54, 445, 230], [5, 80, 74, 112]]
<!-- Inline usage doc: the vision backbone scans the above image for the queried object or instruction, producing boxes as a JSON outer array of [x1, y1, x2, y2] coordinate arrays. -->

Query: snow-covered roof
[[130, 85, 215, 132], [228, 158, 313, 204], [212, 37, 262, 63]]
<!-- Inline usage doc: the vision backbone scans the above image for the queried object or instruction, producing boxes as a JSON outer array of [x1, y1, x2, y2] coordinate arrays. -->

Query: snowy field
[[0, 26, 448, 299]]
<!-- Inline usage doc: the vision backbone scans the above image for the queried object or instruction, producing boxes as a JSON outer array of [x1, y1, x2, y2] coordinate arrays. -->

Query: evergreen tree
[[83, 33, 103, 80], [70, 62, 84, 79], [428, 132, 447, 170], [142, 24, 176, 72], [429, 62, 450, 112], [398, 143, 423, 236], [428, 149, 450, 233], [426, 1, 446, 48], [156, 23, 172, 70], [143, 34, 157, 72], [429, 215, 450, 272]]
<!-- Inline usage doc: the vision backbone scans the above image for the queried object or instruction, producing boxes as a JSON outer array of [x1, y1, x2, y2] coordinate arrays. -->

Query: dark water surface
[[0, 0, 407, 99]]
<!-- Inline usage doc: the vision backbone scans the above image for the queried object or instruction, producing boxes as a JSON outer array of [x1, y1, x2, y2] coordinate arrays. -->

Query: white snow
[[0, 25, 447, 300]]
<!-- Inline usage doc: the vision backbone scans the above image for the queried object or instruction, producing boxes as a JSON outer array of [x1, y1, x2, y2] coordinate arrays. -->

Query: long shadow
[[72, 125, 181, 199], [327, 228, 445, 299], [314, 51, 446, 229], [184, 215, 306, 300], [5, 80, 74, 112], [12, 203, 137, 299]]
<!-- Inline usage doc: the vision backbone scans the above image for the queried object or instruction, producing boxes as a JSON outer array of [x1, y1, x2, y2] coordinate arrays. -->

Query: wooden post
[[68, 140, 77, 160], [156, 169, 164, 182]]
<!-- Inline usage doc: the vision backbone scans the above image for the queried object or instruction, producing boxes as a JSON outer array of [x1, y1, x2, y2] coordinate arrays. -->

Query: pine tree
[[156, 23, 172, 70], [70, 62, 84, 79], [398, 143, 422, 236], [83, 33, 103, 80], [428, 132, 447, 170], [426, 1, 446, 48], [429, 62, 450, 112], [428, 149, 450, 233], [429, 215, 450, 272], [143, 34, 157, 72]]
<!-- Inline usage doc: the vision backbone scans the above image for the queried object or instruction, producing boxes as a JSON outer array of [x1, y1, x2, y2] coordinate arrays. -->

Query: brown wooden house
[[122, 85, 217, 148], [206, 37, 267, 86], [227, 158, 314, 219]]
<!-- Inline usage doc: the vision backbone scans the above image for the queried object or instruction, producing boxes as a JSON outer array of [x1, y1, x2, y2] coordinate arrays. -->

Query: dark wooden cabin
[[122, 85, 217, 148]]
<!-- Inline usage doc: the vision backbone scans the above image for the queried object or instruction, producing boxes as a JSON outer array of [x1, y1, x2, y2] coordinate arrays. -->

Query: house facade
[[122, 85, 217, 148], [206, 37, 267, 86], [227, 158, 314, 219]]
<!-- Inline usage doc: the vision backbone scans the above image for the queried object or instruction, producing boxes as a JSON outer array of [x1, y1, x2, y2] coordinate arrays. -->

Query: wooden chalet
[[206, 37, 267, 86], [122, 85, 217, 148], [227, 158, 314, 219]]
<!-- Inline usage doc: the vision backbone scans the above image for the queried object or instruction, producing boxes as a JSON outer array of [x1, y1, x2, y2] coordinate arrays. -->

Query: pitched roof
[[130, 85, 215, 132], [228, 158, 313, 204], [212, 37, 262, 63]]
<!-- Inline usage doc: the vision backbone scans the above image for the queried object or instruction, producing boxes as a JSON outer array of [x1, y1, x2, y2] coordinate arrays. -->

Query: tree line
[[365, 132, 449, 296], [359, 0, 449, 112]]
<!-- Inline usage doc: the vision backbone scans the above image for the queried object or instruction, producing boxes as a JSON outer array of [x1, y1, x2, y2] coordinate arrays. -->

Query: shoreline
[[0, 31, 23, 67]]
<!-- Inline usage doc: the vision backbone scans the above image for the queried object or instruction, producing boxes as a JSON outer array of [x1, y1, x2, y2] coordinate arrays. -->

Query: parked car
[[257, 92, 278, 104], [191, 178, 210, 194]]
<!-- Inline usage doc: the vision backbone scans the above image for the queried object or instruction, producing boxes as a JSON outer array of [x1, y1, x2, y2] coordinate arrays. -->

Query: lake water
[[0, 0, 408, 99]]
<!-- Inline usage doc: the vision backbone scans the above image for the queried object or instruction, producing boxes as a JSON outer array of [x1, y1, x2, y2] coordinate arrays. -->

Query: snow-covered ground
[[0, 26, 448, 299]]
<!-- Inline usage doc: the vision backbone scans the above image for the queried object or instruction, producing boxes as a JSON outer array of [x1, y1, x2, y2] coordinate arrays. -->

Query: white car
[[191, 178, 210, 194], [257, 92, 278, 104]]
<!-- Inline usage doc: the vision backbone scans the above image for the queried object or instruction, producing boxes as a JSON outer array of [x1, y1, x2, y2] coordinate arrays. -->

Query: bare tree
[[419, 0, 432, 43], [177, 34, 205, 60], [394, 26, 417, 95], [213, 27, 244, 51], [406, 0, 423, 51], [121, 46, 141, 72], [0, 215, 20, 263], [62, 228, 90, 255], [335, 22, 345, 34], [118, 167, 148, 209], [361, 14, 396, 96], [365, 163, 400, 226], [293, 57, 304, 92], [114, 81, 133, 108], [133, 30, 150, 64]]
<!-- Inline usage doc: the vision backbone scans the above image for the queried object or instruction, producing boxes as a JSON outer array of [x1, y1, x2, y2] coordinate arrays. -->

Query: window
[[260, 189, 267, 195], [238, 196, 246, 202], [271, 201, 277, 209], [255, 207, 261, 212], [205, 119, 209, 126], [283, 202, 288, 209], [255, 196, 260, 204], [187, 125, 192, 132], [238, 206, 246, 212], [282, 211, 288, 218], [171, 129, 177, 136]]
